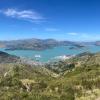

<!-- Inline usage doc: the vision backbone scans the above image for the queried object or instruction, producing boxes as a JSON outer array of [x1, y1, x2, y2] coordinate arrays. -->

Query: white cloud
[[45, 28, 59, 32], [0, 8, 44, 23], [67, 32, 78, 36], [67, 32, 100, 41]]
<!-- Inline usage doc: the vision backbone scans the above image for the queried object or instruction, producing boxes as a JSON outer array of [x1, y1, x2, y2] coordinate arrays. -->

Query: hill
[[0, 52, 100, 99], [1, 38, 87, 50], [0, 51, 20, 63], [95, 41, 100, 46]]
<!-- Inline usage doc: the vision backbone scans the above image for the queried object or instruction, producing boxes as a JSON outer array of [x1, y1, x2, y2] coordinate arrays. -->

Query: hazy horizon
[[0, 37, 99, 42]]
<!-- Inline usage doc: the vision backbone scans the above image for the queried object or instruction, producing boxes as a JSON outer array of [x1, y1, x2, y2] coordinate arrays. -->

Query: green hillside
[[0, 52, 100, 100]]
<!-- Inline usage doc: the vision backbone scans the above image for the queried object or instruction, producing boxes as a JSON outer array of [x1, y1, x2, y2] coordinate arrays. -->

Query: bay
[[0, 45, 100, 62]]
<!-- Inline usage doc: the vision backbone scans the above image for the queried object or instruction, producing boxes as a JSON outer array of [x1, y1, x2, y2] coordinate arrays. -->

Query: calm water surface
[[0, 46, 100, 62]]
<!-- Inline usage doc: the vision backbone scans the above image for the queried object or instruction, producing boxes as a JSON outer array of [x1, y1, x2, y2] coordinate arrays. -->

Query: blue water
[[0, 46, 100, 62]]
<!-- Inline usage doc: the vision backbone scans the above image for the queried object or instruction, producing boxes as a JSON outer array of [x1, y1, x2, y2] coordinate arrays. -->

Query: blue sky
[[0, 0, 100, 41]]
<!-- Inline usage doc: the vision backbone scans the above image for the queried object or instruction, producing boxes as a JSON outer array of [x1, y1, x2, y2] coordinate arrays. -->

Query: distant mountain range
[[0, 38, 99, 50], [95, 41, 100, 46]]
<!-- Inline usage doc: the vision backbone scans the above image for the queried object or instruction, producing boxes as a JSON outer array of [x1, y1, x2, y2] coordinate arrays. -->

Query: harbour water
[[0, 46, 100, 62]]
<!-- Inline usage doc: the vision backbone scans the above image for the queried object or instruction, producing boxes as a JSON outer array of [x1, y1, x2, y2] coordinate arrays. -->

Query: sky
[[0, 0, 100, 41]]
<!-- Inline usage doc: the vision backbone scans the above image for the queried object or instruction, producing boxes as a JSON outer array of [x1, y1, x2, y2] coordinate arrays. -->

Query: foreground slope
[[0, 52, 100, 100]]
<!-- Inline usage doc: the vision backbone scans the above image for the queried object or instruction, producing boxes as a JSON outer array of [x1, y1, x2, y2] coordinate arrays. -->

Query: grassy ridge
[[0, 52, 100, 100]]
